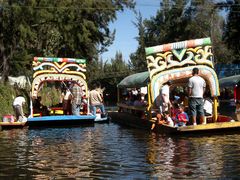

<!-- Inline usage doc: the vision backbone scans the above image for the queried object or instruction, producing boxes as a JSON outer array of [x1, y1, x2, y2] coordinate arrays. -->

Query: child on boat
[[151, 112, 164, 130], [163, 111, 174, 127], [175, 104, 189, 127], [151, 111, 174, 130], [171, 102, 180, 120]]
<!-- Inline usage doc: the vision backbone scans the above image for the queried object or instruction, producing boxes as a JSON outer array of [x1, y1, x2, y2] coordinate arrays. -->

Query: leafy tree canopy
[[0, 0, 135, 82]]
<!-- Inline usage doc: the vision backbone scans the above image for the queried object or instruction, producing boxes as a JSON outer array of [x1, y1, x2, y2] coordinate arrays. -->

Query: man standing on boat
[[71, 82, 83, 115], [89, 82, 106, 117], [188, 67, 206, 125]]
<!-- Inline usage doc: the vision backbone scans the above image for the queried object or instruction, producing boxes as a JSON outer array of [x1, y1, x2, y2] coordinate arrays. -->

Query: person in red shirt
[[175, 104, 189, 127]]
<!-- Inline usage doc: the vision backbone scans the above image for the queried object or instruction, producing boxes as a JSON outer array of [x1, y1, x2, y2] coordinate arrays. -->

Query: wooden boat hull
[[154, 121, 240, 134], [109, 111, 152, 130], [27, 115, 95, 127], [110, 111, 240, 134], [0, 122, 26, 130]]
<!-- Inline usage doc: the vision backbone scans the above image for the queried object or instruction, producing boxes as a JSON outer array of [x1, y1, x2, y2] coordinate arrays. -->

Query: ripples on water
[[0, 123, 240, 179]]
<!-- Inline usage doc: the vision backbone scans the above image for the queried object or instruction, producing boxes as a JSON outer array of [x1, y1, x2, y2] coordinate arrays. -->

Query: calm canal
[[0, 122, 240, 179]]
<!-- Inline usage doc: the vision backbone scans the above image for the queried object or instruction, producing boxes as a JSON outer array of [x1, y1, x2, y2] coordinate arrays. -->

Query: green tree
[[184, 0, 229, 63], [101, 51, 131, 105], [0, 0, 135, 83], [222, 0, 240, 63], [129, 12, 147, 72], [132, 0, 229, 65]]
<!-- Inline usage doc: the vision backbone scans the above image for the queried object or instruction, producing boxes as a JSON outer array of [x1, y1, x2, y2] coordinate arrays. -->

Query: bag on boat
[[2, 115, 15, 122]]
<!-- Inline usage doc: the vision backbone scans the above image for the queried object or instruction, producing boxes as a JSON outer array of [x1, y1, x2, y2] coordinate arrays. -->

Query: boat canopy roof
[[31, 57, 87, 98], [219, 75, 240, 87], [117, 71, 149, 88]]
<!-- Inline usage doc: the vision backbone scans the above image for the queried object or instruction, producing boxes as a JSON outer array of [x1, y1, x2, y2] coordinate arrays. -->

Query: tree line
[[0, 0, 239, 90], [130, 0, 240, 72]]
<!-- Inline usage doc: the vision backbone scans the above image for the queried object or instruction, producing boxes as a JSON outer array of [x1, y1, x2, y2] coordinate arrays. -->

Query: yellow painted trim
[[147, 83, 152, 120], [213, 97, 218, 122], [33, 69, 57, 78]]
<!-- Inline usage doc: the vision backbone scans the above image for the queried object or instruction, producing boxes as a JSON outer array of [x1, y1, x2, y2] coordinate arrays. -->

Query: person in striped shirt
[[71, 82, 83, 115]]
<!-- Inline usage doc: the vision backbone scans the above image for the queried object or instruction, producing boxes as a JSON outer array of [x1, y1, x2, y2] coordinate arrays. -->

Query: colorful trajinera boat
[[110, 37, 240, 134], [27, 57, 107, 127]]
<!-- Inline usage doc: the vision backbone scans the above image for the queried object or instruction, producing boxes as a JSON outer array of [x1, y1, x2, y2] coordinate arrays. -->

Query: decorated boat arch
[[31, 57, 87, 99], [110, 37, 240, 134], [145, 37, 220, 121], [27, 57, 97, 127]]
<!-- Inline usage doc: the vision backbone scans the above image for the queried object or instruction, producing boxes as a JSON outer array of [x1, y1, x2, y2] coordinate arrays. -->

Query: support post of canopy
[[147, 83, 152, 120], [213, 96, 218, 122]]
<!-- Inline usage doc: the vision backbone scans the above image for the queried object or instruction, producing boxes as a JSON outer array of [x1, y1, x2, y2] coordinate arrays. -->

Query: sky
[[101, 1, 160, 62]]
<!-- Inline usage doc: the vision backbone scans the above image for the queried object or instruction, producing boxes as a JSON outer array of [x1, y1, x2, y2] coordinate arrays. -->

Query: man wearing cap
[[159, 80, 172, 114], [188, 67, 206, 125]]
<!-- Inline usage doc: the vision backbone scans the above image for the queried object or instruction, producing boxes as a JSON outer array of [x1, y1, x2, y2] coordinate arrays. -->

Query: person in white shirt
[[13, 95, 26, 122], [203, 97, 213, 116], [163, 111, 174, 127], [159, 80, 172, 114], [188, 67, 206, 125]]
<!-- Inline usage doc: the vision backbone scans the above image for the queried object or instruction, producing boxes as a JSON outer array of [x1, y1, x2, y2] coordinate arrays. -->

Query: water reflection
[[146, 133, 240, 179], [0, 123, 240, 179]]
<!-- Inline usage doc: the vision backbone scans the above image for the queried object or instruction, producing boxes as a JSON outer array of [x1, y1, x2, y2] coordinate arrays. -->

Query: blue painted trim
[[28, 115, 96, 122]]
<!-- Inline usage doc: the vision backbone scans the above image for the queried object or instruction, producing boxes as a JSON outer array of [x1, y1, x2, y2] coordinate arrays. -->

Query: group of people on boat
[[122, 87, 148, 107], [31, 81, 107, 118], [151, 67, 213, 129]]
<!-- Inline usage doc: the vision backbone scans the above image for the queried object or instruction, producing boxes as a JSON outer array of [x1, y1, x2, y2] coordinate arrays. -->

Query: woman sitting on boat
[[33, 96, 50, 116], [133, 94, 147, 106]]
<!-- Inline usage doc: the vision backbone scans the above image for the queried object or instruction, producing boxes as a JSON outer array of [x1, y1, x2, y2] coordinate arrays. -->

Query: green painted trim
[[145, 47, 154, 56], [203, 37, 211, 45]]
